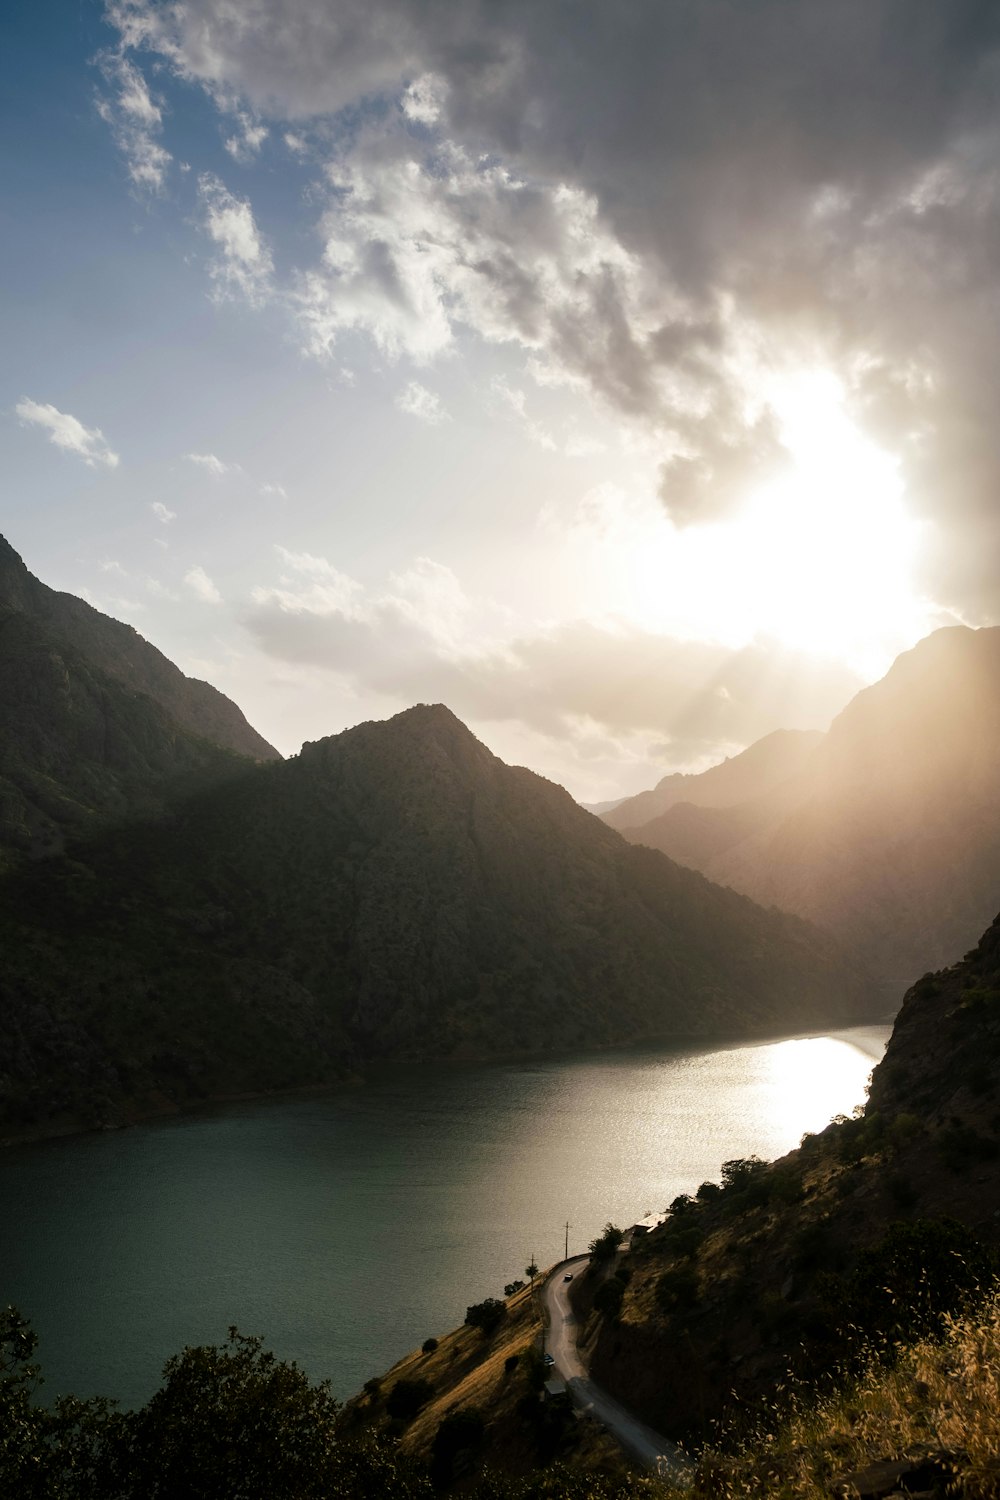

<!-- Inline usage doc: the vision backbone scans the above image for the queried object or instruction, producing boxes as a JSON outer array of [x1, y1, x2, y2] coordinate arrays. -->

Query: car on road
[[563, 1273, 573, 1282]]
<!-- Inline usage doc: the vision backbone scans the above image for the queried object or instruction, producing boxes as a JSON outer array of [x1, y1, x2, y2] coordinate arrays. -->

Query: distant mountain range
[[604, 626, 1000, 984], [604, 728, 824, 832], [0, 536, 877, 1136]]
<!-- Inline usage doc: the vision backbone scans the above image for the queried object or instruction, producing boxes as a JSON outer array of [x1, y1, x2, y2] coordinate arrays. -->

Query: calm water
[[0, 1025, 889, 1407]]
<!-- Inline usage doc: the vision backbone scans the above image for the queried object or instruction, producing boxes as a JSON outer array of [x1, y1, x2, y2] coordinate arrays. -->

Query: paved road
[[542, 1256, 691, 1481]]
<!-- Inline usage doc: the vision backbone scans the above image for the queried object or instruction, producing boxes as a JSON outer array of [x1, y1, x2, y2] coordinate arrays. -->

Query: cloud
[[151, 501, 176, 523], [96, 51, 171, 192], [396, 381, 448, 424], [185, 451, 235, 477], [244, 547, 860, 762], [144, 576, 181, 601], [106, 1, 1000, 617], [224, 111, 269, 162], [184, 564, 222, 603], [197, 173, 273, 304], [259, 481, 288, 499], [401, 73, 446, 125], [16, 398, 120, 469]]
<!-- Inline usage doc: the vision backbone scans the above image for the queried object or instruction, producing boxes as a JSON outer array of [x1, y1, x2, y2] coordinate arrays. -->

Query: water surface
[[0, 1025, 889, 1407]]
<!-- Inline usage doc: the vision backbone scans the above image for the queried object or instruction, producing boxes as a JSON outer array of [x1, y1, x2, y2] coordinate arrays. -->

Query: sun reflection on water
[[762, 1036, 875, 1154]]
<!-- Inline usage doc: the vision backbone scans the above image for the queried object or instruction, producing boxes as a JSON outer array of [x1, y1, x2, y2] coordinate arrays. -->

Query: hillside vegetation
[[0, 703, 876, 1136], [582, 908, 1000, 1446], [337, 913, 1000, 1494]]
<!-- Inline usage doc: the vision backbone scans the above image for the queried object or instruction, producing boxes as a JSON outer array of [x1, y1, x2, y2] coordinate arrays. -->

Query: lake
[[0, 1024, 890, 1408]]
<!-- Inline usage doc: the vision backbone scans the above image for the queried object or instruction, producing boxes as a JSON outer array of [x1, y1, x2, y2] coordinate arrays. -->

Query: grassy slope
[[339, 1280, 628, 1485]]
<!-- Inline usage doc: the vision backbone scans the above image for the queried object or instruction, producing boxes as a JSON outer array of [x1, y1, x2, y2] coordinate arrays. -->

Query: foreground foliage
[[0, 1310, 650, 1498], [656, 1288, 1000, 1498]]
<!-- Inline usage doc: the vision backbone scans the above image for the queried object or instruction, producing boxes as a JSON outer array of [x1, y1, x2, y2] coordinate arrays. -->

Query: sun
[[627, 370, 934, 676]]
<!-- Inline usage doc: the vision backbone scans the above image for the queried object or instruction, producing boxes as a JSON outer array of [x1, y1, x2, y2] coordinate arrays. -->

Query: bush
[[504, 1279, 526, 1297], [668, 1193, 697, 1216], [111, 1326, 345, 1499], [818, 1217, 999, 1347], [593, 1279, 625, 1319], [421, 1338, 438, 1354], [588, 1223, 624, 1262], [656, 1265, 699, 1313], [662, 1220, 704, 1259], [385, 1378, 434, 1420], [465, 1298, 507, 1336], [431, 1407, 485, 1485]]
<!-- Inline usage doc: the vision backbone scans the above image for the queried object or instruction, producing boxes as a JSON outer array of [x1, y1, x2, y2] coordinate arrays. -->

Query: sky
[[3, 1, 999, 800]]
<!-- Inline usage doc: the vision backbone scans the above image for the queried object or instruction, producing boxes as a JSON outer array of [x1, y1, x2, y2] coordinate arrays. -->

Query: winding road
[[542, 1256, 691, 1480]]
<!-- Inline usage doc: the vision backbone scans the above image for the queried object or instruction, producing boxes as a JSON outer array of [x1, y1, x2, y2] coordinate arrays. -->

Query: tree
[[0, 1305, 118, 1500], [525, 1259, 539, 1284], [385, 1379, 434, 1420], [588, 1223, 624, 1262], [504, 1280, 526, 1298], [465, 1298, 507, 1336], [111, 1326, 342, 1499], [430, 1406, 485, 1486]]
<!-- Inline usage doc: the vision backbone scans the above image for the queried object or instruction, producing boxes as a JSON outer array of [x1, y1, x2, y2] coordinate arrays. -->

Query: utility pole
[[564, 1221, 570, 1260]]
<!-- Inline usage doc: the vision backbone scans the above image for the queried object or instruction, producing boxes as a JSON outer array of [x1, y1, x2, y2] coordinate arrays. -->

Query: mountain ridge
[[609, 626, 1000, 983], [0, 535, 279, 762], [0, 701, 879, 1137]]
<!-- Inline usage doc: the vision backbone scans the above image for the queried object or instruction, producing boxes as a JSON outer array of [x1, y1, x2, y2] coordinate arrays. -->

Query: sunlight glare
[[626, 371, 933, 676]]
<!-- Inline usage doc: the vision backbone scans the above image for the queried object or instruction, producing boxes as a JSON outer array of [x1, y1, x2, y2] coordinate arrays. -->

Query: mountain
[[0, 704, 878, 1137], [349, 913, 1000, 1491], [0, 536, 278, 761], [612, 627, 1000, 983], [603, 728, 823, 831], [581, 907, 1000, 1447], [0, 604, 258, 869]]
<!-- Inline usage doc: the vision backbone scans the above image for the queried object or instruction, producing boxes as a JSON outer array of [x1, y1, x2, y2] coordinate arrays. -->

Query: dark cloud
[[110, 0, 1000, 615]]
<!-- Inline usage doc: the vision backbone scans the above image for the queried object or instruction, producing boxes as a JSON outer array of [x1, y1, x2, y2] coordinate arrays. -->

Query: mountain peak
[[0, 533, 279, 761]]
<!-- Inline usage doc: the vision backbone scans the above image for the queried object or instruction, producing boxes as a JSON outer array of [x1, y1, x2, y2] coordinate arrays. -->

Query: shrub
[[431, 1407, 485, 1485], [593, 1278, 625, 1319], [504, 1279, 526, 1297], [465, 1298, 507, 1336], [588, 1223, 624, 1262], [819, 1217, 999, 1347], [656, 1265, 699, 1313], [385, 1378, 434, 1420], [421, 1338, 438, 1354]]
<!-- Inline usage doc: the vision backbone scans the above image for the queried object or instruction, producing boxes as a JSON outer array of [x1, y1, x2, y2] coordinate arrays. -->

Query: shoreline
[[0, 1013, 894, 1152]]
